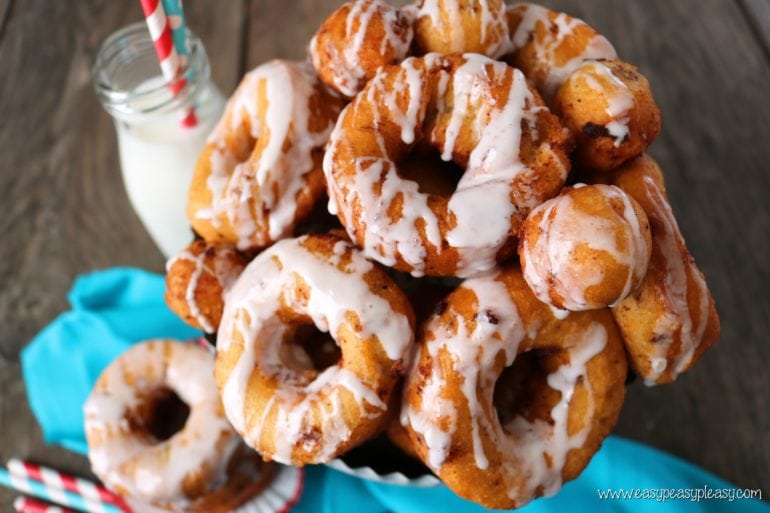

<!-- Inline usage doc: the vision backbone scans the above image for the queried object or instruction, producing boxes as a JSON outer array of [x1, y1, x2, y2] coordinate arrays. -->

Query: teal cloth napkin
[[21, 268, 768, 512]]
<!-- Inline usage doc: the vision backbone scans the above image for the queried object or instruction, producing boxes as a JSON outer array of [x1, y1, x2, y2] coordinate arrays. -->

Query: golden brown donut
[[400, 266, 627, 509], [505, 2, 617, 101], [593, 155, 720, 384], [215, 233, 415, 465], [310, 0, 413, 98], [553, 59, 662, 172], [410, 0, 511, 58], [188, 60, 344, 251], [84, 340, 275, 513], [165, 240, 248, 333], [518, 184, 652, 311], [324, 53, 571, 278]]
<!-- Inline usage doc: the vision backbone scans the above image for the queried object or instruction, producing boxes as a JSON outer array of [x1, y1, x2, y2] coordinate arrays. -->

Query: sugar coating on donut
[[310, 0, 413, 97], [84, 340, 246, 507], [411, 0, 511, 58], [401, 269, 626, 508], [519, 184, 652, 311], [216, 234, 414, 464], [188, 60, 342, 250], [505, 2, 617, 101], [599, 156, 719, 384], [553, 60, 661, 172], [165, 240, 247, 333], [324, 53, 570, 278]]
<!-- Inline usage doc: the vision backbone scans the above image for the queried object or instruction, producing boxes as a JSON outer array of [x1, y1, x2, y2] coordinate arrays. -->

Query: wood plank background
[[742, 0, 770, 57], [0, 0, 768, 509]]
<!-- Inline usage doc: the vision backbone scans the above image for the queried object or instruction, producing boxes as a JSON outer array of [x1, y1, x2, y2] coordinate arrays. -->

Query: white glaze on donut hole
[[411, 0, 512, 58], [553, 59, 662, 172], [215, 234, 415, 465], [165, 240, 247, 333], [188, 60, 343, 251], [553, 60, 634, 147], [505, 2, 618, 102], [310, 0, 414, 97], [323, 53, 571, 278], [400, 268, 627, 509], [519, 184, 653, 311], [84, 340, 268, 511]]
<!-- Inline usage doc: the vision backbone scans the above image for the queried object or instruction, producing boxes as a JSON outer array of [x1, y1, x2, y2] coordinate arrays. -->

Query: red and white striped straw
[[6, 460, 130, 512], [139, 0, 198, 127], [13, 496, 77, 513]]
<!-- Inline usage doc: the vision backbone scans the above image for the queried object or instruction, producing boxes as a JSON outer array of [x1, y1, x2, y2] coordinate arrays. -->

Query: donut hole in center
[[396, 145, 465, 197], [281, 323, 342, 373], [129, 387, 190, 443], [493, 350, 563, 428]]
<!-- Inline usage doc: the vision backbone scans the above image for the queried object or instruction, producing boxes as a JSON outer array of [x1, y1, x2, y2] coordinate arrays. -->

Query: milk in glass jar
[[92, 23, 225, 257]]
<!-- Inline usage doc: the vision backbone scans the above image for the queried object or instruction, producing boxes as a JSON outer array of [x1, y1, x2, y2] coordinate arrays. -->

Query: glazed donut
[[400, 266, 627, 509], [324, 53, 571, 278], [519, 184, 652, 311], [310, 0, 413, 98], [410, 0, 511, 58], [215, 233, 415, 465], [504, 2, 617, 101], [84, 340, 274, 512], [553, 59, 662, 172], [188, 60, 344, 251], [593, 155, 720, 384], [165, 240, 248, 333]]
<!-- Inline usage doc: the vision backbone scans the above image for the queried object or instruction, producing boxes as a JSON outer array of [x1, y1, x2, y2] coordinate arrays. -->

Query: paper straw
[[161, 0, 190, 64], [6, 460, 128, 512], [14, 496, 78, 513], [139, 0, 198, 127], [0, 469, 122, 513]]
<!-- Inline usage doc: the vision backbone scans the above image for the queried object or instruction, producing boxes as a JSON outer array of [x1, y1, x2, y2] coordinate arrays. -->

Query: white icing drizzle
[[84, 341, 241, 505], [310, 0, 413, 98], [166, 245, 243, 333], [324, 54, 567, 277], [217, 236, 413, 463], [576, 61, 634, 147], [504, 322, 607, 498], [508, 3, 617, 101], [415, 0, 511, 58], [401, 274, 608, 501], [522, 184, 650, 310], [445, 57, 539, 277], [638, 177, 710, 383], [196, 60, 336, 249], [324, 56, 441, 276]]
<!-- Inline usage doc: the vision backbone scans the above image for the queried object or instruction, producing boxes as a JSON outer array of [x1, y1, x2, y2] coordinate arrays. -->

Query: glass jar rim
[[92, 22, 210, 117]]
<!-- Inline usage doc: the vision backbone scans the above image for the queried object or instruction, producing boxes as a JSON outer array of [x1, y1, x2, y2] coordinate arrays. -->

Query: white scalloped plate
[[326, 458, 440, 487]]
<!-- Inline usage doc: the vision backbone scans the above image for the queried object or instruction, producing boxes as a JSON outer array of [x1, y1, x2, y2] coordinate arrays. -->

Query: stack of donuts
[[87, 1, 721, 510]]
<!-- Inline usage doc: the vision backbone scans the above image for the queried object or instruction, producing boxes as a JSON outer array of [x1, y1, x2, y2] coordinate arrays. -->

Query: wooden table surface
[[1, 0, 768, 509]]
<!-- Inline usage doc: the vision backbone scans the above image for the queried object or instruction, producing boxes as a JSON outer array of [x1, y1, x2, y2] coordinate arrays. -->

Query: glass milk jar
[[92, 23, 225, 258]]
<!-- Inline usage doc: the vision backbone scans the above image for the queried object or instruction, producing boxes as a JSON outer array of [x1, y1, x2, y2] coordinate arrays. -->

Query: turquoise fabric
[[21, 268, 768, 512]]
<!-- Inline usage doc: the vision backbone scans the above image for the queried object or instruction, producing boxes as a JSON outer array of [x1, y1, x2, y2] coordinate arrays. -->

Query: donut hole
[[282, 323, 342, 372], [396, 145, 465, 197], [493, 350, 562, 428], [128, 388, 190, 443]]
